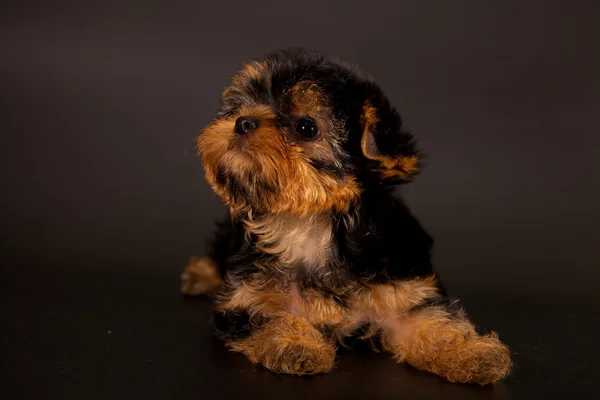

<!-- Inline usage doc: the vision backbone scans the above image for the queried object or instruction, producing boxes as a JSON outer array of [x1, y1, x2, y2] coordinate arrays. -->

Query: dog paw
[[180, 256, 222, 295], [440, 333, 512, 385], [228, 314, 337, 375], [263, 340, 336, 375]]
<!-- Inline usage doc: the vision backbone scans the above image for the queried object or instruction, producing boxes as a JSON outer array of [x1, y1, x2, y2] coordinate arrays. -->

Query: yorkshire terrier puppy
[[181, 48, 511, 385]]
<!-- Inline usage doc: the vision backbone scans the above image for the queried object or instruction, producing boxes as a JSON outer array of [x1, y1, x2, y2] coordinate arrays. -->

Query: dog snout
[[234, 116, 259, 135]]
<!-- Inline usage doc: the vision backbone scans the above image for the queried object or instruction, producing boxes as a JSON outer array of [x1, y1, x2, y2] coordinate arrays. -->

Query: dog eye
[[295, 117, 319, 139], [217, 109, 235, 119]]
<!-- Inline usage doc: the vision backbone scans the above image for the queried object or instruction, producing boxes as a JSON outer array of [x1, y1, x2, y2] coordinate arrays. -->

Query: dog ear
[[360, 102, 421, 181]]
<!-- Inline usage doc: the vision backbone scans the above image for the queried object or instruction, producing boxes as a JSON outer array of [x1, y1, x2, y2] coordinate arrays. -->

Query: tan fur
[[217, 282, 347, 327], [222, 61, 271, 101], [243, 212, 334, 267], [198, 103, 362, 216], [190, 63, 511, 384], [217, 274, 442, 329], [353, 276, 441, 314], [380, 307, 512, 385], [180, 256, 222, 295], [331, 276, 443, 339], [287, 81, 347, 165], [212, 273, 510, 383], [227, 314, 336, 375], [217, 283, 292, 316], [235, 61, 270, 87], [288, 81, 329, 113], [360, 104, 420, 180]]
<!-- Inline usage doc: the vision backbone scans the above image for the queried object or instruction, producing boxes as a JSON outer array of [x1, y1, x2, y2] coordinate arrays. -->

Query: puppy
[[181, 48, 511, 385]]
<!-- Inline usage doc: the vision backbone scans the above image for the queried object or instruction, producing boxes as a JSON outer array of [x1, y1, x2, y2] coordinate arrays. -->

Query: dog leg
[[380, 306, 512, 385], [180, 256, 222, 295], [215, 311, 336, 375]]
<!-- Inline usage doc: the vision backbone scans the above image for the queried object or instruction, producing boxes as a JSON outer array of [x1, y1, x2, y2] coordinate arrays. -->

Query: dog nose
[[234, 116, 259, 135]]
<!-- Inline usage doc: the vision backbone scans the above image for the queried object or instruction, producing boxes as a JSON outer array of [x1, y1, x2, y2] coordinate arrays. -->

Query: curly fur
[[182, 47, 512, 385]]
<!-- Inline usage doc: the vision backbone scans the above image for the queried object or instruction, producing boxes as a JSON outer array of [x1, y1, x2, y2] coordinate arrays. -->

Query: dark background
[[1, 1, 599, 399]]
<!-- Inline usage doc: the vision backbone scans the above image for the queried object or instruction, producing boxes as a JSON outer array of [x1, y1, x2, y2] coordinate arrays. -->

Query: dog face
[[198, 48, 421, 216]]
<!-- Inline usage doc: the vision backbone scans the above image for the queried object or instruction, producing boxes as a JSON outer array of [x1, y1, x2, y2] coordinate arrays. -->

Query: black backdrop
[[2, 1, 600, 399]]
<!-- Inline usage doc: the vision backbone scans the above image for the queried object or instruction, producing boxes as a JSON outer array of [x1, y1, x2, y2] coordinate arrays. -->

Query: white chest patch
[[243, 213, 335, 267]]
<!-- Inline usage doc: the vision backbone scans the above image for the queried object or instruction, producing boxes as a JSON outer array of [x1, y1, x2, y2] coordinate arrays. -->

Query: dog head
[[198, 48, 421, 216]]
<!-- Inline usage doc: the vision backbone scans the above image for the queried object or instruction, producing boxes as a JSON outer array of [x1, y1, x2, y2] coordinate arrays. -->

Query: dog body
[[181, 49, 511, 384]]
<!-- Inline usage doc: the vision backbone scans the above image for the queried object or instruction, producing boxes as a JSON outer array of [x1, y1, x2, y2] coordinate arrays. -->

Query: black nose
[[234, 116, 259, 135]]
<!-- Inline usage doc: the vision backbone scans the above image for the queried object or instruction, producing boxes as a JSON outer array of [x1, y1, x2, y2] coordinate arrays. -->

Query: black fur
[[212, 310, 253, 341], [206, 214, 248, 278], [220, 48, 421, 183], [207, 48, 445, 337], [335, 191, 434, 282]]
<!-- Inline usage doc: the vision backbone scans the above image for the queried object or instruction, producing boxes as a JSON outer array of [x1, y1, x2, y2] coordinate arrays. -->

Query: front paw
[[180, 256, 222, 295], [262, 339, 336, 375], [228, 314, 336, 375], [435, 332, 512, 385]]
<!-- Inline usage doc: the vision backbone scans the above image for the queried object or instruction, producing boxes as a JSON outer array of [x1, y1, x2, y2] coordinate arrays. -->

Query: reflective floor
[[2, 257, 599, 399]]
